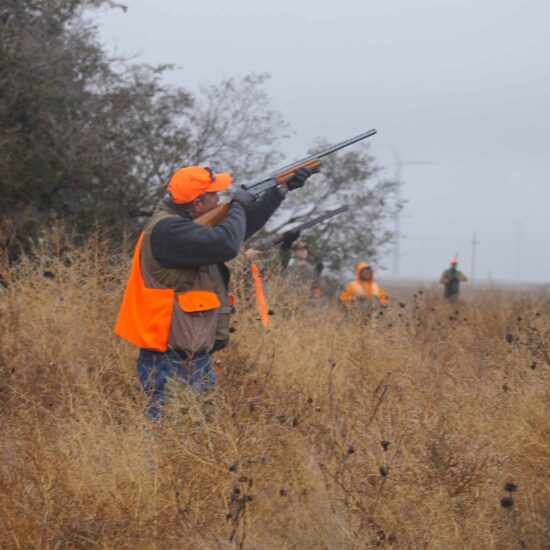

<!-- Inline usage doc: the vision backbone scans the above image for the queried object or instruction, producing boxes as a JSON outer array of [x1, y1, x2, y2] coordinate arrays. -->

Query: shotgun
[[195, 129, 376, 226], [250, 205, 349, 252]]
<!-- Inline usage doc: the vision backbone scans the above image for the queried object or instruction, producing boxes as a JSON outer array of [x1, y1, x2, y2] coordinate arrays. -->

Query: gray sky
[[97, 0, 550, 283]]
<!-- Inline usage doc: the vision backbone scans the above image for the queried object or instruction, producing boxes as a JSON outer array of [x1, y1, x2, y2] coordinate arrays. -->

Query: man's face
[[193, 192, 220, 216], [294, 247, 308, 260], [360, 268, 372, 281]]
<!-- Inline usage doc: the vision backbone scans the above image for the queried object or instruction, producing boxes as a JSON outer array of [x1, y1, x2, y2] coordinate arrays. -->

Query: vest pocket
[[169, 291, 220, 355], [178, 291, 221, 312]]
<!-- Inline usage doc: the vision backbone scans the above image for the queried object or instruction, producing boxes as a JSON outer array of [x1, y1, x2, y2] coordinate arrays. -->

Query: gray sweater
[[150, 187, 284, 269]]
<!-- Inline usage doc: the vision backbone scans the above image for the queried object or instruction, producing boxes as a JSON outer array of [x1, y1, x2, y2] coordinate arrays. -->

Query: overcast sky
[[96, 0, 549, 283]]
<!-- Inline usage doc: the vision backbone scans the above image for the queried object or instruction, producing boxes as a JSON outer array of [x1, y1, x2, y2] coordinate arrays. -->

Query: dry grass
[[0, 229, 548, 549]]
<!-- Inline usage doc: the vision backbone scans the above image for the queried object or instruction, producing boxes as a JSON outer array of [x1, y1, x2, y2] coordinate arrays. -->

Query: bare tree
[[183, 74, 289, 183]]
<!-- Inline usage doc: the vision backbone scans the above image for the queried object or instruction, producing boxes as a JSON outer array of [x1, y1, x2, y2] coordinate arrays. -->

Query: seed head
[[381, 440, 390, 451], [501, 497, 514, 509], [504, 482, 517, 493], [380, 466, 389, 477], [505, 333, 514, 344]]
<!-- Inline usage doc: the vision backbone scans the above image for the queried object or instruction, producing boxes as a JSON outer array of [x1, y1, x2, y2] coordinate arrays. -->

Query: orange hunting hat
[[167, 166, 232, 204]]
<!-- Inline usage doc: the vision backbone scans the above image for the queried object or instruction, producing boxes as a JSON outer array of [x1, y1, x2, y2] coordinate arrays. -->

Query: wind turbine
[[391, 146, 436, 279]]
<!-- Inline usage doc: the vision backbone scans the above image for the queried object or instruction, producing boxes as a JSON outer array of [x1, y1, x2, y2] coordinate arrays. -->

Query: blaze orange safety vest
[[344, 280, 379, 298], [114, 234, 221, 352]]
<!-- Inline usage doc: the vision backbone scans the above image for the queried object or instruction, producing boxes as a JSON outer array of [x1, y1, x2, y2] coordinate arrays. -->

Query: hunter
[[439, 258, 468, 301], [114, 165, 314, 419], [340, 262, 388, 308]]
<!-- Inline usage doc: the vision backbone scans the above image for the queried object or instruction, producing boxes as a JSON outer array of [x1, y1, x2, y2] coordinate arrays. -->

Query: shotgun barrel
[[241, 129, 377, 195], [251, 205, 349, 252]]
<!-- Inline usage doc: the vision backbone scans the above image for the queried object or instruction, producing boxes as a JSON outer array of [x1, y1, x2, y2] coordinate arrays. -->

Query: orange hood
[[355, 261, 374, 281], [340, 261, 387, 306]]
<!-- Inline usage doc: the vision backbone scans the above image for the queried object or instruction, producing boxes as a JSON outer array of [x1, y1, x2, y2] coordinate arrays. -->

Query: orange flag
[[250, 262, 269, 328]]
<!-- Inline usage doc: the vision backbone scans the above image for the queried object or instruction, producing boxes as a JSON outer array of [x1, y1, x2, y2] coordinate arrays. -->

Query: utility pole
[[470, 231, 478, 281], [392, 159, 402, 278]]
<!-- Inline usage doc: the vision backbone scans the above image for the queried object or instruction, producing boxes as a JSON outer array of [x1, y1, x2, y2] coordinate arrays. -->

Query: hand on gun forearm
[[286, 167, 317, 191]]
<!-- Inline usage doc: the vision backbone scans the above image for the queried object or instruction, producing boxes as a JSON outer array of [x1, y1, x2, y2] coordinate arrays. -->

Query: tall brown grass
[[0, 228, 548, 549]]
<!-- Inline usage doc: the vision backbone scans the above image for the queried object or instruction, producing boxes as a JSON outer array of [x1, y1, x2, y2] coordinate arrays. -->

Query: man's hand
[[286, 167, 316, 191], [231, 190, 257, 212]]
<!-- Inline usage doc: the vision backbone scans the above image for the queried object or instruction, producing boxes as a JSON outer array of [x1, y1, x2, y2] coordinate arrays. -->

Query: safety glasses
[[203, 166, 217, 181]]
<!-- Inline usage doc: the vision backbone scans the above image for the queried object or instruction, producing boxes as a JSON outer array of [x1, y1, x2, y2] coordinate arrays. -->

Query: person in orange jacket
[[340, 262, 388, 308]]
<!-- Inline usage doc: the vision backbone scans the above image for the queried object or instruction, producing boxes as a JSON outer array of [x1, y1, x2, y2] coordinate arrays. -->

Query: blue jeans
[[137, 349, 215, 420]]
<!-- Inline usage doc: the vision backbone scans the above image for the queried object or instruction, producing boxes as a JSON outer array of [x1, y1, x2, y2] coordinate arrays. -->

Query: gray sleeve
[[244, 186, 285, 240], [150, 203, 247, 268]]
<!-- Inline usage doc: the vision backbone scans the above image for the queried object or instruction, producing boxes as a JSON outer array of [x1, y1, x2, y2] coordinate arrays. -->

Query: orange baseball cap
[[167, 166, 232, 204], [450, 258, 458, 265]]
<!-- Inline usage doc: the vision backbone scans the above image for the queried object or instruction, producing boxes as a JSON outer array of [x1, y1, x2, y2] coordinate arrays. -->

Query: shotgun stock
[[195, 128, 376, 226]]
